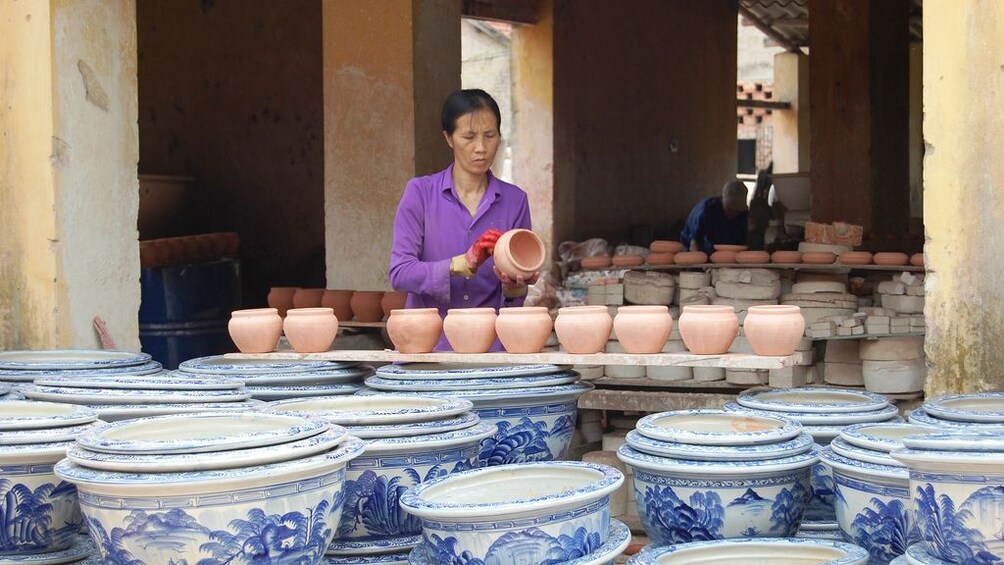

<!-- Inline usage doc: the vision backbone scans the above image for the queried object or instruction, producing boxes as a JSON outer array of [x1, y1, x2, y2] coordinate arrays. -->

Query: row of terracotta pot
[[229, 307, 340, 353], [139, 232, 240, 269], [268, 287, 406, 322]]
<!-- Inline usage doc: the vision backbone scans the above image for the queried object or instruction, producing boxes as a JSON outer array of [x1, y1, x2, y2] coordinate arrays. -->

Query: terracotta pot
[[801, 251, 837, 264], [910, 252, 925, 267], [267, 287, 300, 317], [838, 251, 873, 265], [350, 291, 385, 322], [873, 252, 909, 266], [443, 308, 498, 353], [714, 244, 748, 252], [735, 250, 770, 264], [771, 250, 802, 264], [283, 307, 339, 353], [581, 255, 612, 270], [292, 288, 325, 309], [650, 240, 684, 254], [386, 308, 442, 353], [673, 251, 708, 265], [710, 250, 737, 264], [677, 305, 739, 355], [494, 229, 546, 279], [228, 308, 282, 353], [496, 307, 553, 353], [614, 306, 673, 354], [743, 305, 806, 356], [611, 254, 645, 267], [554, 306, 613, 354], [646, 252, 675, 266], [380, 291, 407, 319], [321, 289, 354, 321]]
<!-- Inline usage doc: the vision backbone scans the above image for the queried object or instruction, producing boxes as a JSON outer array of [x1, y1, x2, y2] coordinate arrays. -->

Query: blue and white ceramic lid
[[76, 412, 329, 455], [625, 429, 814, 461], [905, 543, 950, 565], [901, 431, 1004, 452], [724, 401, 900, 425], [0, 349, 151, 371], [922, 392, 1004, 423], [178, 355, 358, 375], [66, 425, 348, 473], [326, 533, 421, 557], [334, 412, 481, 439], [819, 445, 908, 480], [323, 551, 410, 565], [363, 421, 494, 452], [32, 373, 242, 390], [906, 407, 1004, 431], [239, 365, 374, 386], [636, 409, 802, 446], [0, 400, 98, 430], [375, 362, 568, 380], [0, 439, 76, 464], [617, 443, 820, 475], [737, 386, 890, 414], [626, 538, 869, 565], [0, 360, 163, 382], [355, 382, 595, 403], [268, 394, 473, 425], [245, 383, 364, 400], [364, 371, 579, 392], [829, 436, 903, 467], [20, 384, 251, 405], [839, 422, 937, 454], [90, 400, 263, 421], [0, 534, 97, 564], [399, 461, 624, 519], [0, 420, 101, 445]]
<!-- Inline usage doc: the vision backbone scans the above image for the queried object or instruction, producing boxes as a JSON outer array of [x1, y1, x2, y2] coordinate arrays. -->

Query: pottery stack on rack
[[266, 395, 494, 564], [616, 409, 819, 546], [361, 363, 593, 466], [0, 349, 163, 393]]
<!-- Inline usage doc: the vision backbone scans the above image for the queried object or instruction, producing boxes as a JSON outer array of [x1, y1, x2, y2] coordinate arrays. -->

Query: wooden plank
[[338, 321, 387, 329], [590, 377, 748, 391], [461, 0, 540, 24], [736, 99, 791, 110], [225, 350, 795, 369], [811, 332, 925, 341], [577, 388, 736, 412]]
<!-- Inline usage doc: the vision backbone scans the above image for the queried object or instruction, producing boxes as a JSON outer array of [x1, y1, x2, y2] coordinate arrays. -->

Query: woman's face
[[444, 108, 500, 178]]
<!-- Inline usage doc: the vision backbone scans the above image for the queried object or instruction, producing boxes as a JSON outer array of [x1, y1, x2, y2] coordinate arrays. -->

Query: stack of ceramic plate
[[0, 400, 102, 563], [268, 395, 495, 565], [175, 354, 372, 400], [56, 412, 365, 564], [615, 409, 819, 547], [724, 386, 900, 534], [362, 363, 594, 465], [907, 391, 1004, 431], [0, 349, 163, 392]]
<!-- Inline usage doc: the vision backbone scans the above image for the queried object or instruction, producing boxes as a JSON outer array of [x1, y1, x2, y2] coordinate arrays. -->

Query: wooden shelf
[[578, 387, 737, 411], [810, 331, 925, 341], [582, 263, 924, 273], [338, 321, 387, 329]]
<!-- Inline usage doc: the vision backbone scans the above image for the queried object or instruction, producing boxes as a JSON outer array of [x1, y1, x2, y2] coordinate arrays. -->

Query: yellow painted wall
[[924, 0, 1004, 396]]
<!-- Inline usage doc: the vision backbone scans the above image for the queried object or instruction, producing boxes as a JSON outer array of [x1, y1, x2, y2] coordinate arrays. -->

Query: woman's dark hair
[[441, 89, 501, 134]]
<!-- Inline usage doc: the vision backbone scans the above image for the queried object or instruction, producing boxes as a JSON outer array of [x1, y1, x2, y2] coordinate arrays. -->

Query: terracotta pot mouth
[[559, 306, 609, 315], [286, 307, 335, 316], [390, 307, 439, 315], [747, 305, 801, 315], [446, 308, 497, 315], [232, 308, 278, 317], [499, 306, 549, 314], [504, 229, 546, 272], [617, 305, 670, 313], [682, 305, 735, 313]]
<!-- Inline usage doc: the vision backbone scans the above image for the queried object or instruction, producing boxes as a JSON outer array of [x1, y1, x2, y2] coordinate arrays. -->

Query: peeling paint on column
[[77, 60, 110, 111], [50, 137, 69, 169]]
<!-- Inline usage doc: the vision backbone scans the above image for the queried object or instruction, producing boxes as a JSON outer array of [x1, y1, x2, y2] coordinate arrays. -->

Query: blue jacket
[[679, 197, 748, 255]]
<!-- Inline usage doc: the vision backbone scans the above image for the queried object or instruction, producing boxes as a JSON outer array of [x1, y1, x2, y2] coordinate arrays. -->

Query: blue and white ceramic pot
[[626, 537, 870, 565], [617, 443, 818, 545], [399, 461, 623, 564]]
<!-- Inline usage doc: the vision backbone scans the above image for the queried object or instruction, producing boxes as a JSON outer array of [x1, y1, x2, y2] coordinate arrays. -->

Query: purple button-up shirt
[[389, 164, 533, 350]]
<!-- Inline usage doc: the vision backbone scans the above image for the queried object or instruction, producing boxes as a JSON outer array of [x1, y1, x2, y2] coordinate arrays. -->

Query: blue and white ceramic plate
[[32, 373, 242, 391], [900, 431, 1004, 452], [20, 384, 251, 405], [364, 372, 579, 392], [355, 382, 595, 402], [323, 551, 410, 564], [67, 425, 348, 472], [77, 412, 328, 455], [724, 401, 900, 425], [362, 422, 495, 451], [617, 443, 820, 476], [325, 534, 422, 556], [0, 349, 151, 371], [794, 529, 846, 541], [819, 445, 908, 480], [828, 436, 902, 467], [839, 422, 937, 454], [246, 383, 364, 400], [375, 362, 568, 380], [635, 409, 802, 446], [0, 421, 100, 445], [335, 412, 480, 439], [240, 366, 374, 386], [178, 355, 358, 375], [268, 395, 473, 425], [0, 440, 76, 463], [922, 392, 1004, 423], [627, 538, 869, 565], [625, 429, 814, 461], [89, 400, 263, 421], [737, 386, 890, 413], [0, 534, 96, 564], [0, 360, 163, 382], [905, 542, 950, 564], [798, 519, 842, 532], [0, 400, 98, 430]]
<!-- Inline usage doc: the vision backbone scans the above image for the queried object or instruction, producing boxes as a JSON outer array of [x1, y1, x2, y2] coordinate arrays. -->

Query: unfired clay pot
[[651, 240, 685, 254], [613, 306, 673, 354], [677, 305, 739, 355], [292, 288, 325, 309], [228, 308, 282, 353], [801, 251, 837, 264], [386, 308, 442, 353], [443, 308, 498, 353], [735, 250, 770, 264], [350, 291, 385, 322], [611, 254, 645, 267], [673, 251, 709, 265], [771, 250, 802, 264], [267, 287, 300, 317], [581, 256, 612, 270], [554, 306, 613, 354], [714, 244, 748, 252], [496, 307, 553, 353], [710, 250, 737, 264], [743, 305, 806, 356], [838, 251, 873, 265], [910, 253, 925, 267], [321, 290, 354, 321], [873, 252, 909, 266], [381, 291, 407, 319], [283, 307, 339, 353], [494, 229, 546, 279], [646, 252, 675, 265]]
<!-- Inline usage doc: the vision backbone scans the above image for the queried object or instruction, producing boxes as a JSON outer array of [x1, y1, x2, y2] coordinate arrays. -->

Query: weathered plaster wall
[[553, 0, 738, 245], [137, 1, 325, 303], [924, 1, 1004, 397], [1, 0, 140, 350], [772, 52, 810, 174]]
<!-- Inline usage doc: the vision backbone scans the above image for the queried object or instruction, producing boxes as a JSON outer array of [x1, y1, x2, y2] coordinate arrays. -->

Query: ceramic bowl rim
[[0, 349, 151, 370], [267, 394, 473, 425], [819, 445, 908, 480], [839, 422, 939, 453], [922, 392, 1004, 423], [737, 386, 890, 414], [625, 429, 815, 461], [617, 443, 820, 475], [630, 537, 869, 564], [636, 409, 802, 446]]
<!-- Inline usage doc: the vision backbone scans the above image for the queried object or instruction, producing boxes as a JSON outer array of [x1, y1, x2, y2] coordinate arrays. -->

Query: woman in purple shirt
[[389, 89, 537, 350]]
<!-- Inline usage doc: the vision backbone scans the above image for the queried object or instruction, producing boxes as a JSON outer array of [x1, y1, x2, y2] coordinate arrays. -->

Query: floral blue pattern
[[478, 415, 574, 466], [339, 466, 458, 539], [915, 483, 1004, 564], [427, 525, 602, 565], [849, 497, 920, 563], [0, 479, 81, 553]]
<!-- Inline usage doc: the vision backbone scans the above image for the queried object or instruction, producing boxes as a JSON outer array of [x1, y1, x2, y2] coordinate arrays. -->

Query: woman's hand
[[493, 265, 538, 297], [451, 229, 503, 277]]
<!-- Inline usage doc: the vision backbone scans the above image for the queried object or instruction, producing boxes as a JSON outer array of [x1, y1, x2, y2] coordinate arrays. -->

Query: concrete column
[[322, 0, 460, 290], [924, 1, 1004, 397], [771, 51, 810, 174], [0, 0, 140, 350]]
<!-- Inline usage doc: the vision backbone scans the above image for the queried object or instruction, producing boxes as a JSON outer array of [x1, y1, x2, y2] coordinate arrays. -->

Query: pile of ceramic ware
[[361, 363, 594, 465], [0, 349, 162, 393], [266, 395, 495, 565], [906, 390, 1004, 430], [615, 409, 819, 546], [175, 354, 372, 401], [724, 386, 900, 536], [0, 400, 102, 562], [56, 412, 365, 564], [627, 538, 869, 564], [400, 461, 629, 565]]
